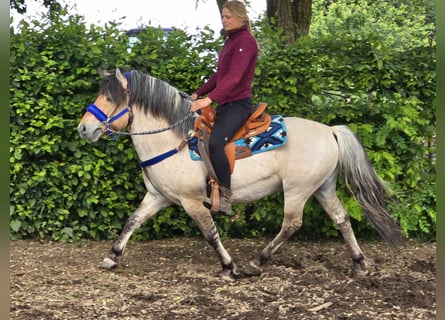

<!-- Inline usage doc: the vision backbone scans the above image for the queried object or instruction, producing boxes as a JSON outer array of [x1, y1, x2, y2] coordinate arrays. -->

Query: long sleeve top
[[196, 24, 258, 106]]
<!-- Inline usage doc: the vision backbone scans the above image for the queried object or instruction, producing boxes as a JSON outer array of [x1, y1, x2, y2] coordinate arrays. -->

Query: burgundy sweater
[[196, 25, 258, 106]]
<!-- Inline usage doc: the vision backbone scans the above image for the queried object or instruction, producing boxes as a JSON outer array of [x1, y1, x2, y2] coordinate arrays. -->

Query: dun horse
[[77, 68, 401, 279]]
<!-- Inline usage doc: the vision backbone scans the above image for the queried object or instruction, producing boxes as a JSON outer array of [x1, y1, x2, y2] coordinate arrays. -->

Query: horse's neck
[[130, 110, 183, 157]]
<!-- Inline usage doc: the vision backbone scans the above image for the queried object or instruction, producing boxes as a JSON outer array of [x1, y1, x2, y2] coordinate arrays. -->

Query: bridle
[[85, 95, 195, 139], [83, 71, 197, 167], [85, 103, 131, 139], [84, 71, 134, 139], [84, 72, 195, 140]]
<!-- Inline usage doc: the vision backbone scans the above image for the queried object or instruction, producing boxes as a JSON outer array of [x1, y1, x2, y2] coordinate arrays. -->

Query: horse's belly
[[231, 117, 339, 201], [232, 160, 283, 202]]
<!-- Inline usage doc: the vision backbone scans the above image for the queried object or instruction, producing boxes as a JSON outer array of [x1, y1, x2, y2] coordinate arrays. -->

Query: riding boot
[[214, 186, 232, 216], [203, 186, 232, 216]]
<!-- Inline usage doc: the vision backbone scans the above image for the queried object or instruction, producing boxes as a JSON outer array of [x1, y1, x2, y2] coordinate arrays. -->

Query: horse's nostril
[[77, 123, 86, 134]]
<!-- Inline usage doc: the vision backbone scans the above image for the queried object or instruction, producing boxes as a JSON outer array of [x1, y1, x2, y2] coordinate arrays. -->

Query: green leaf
[[11, 220, 22, 233]]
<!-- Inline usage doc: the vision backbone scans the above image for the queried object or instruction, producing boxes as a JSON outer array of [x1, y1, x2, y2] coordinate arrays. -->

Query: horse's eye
[[106, 96, 113, 103]]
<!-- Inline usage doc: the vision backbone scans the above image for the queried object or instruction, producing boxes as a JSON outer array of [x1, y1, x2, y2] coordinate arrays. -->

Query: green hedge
[[10, 5, 435, 242]]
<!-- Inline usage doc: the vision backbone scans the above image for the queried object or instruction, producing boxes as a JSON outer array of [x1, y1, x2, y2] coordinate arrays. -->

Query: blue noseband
[[85, 103, 129, 124]]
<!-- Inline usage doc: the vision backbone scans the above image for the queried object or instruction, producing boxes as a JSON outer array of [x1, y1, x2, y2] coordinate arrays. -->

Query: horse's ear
[[98, 66, 113, 78], [115, 68, 128, 89]]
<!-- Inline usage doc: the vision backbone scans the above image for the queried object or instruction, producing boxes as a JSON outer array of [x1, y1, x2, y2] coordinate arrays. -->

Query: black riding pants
[[209, 99, 253, 189]]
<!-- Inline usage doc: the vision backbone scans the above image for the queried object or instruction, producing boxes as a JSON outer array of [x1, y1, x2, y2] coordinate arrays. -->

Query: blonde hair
[[223, 0, 252, 32]]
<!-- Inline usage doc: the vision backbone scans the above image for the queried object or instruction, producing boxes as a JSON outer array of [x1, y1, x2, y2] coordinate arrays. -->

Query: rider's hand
[[191, 97, 212, 112]]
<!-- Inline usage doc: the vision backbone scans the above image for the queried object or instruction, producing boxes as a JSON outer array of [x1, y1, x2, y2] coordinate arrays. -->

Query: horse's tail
[[332, 125, 403, 247]]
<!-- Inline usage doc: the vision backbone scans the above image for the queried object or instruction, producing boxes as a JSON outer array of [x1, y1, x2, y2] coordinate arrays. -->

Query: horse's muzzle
[[77, 122, 103, 142]]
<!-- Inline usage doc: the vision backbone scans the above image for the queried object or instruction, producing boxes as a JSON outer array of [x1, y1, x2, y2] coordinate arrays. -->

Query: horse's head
[[77, 68, 132, 142]]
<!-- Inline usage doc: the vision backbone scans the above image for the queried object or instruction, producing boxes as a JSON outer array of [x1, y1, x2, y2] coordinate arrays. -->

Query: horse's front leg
[[101, 192, 171, 269], [183, 201, 242, 280]]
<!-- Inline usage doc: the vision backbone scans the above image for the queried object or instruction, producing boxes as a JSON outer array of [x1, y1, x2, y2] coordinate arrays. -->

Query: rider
[[190, 0, 259, 216]]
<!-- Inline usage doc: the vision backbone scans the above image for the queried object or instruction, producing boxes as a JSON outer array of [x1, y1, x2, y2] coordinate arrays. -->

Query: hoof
[[244, 262, 262, 277], [352, 256, 374, 278], [220, 270, 236, 282], [232, 269, 245, 279], [353, 269, 369, 278], [220, 266, 244, 281], [101, 257, 118, 270]]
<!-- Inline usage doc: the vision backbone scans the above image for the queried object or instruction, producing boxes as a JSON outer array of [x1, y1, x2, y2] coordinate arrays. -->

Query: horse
[[77, 68, 402, 280]]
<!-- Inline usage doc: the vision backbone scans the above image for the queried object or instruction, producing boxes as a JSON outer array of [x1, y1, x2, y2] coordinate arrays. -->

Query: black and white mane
[[100, 69, 194, 137]]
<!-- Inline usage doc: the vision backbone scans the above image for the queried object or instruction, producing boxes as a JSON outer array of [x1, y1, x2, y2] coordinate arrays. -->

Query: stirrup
[[212, 208, 232, 217], [203, 197, 232, 216], [213, 186, 232, 216], [203, 198, 212, 210]]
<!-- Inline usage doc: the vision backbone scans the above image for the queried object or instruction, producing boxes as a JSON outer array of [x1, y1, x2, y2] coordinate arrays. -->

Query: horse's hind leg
[[313, 172, 373, 277], [101, 192, 171, 269], [245, 195, 305, 276]]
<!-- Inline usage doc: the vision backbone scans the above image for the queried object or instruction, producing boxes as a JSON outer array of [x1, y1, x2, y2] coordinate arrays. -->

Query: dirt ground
[[10, 237, 435, 319]]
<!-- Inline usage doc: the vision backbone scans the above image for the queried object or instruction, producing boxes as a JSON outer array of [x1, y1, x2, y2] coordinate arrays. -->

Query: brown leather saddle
[[194, 102, 271, 173]]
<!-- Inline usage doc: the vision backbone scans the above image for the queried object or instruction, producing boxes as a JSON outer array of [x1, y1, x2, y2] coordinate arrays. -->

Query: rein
[[105, 111, 195, 137], [86, 84, 195, 139], [118, 90, 195, 136], [85, 76, 196, 166]]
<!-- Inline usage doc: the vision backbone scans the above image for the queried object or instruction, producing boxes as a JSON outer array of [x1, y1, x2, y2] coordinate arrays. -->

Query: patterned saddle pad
[[188, 115, 287, 161]]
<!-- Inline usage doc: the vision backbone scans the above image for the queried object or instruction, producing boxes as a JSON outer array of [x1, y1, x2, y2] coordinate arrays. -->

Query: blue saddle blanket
[[188, 115, 287, 161]]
